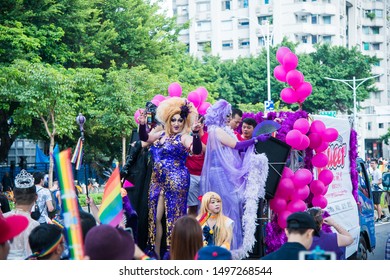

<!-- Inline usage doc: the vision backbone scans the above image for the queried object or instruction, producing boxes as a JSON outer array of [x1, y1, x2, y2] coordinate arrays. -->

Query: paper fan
[[253, 120, 281, 136]]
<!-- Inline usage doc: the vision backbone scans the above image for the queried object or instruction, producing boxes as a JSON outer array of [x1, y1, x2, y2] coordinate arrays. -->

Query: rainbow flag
[[71, 137, 83, 170], [98, 167, 123, 227], [54, 148, 84, 260]]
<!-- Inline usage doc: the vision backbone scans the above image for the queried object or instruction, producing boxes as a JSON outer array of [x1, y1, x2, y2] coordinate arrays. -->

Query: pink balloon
[[315, 141, 329, 153], [310, 120, 326, 134], [295, 134, 310, 151], [277, 210, 292, 229], [276, 178, 295, 199], [312, 195, 328, 209], [282, 52, 299, 72], [133, 109, 142, 124], [293, 169, 313, 187], [312, 153, 329, 168], [168, 82, 182, 97], [286, 70, 304, 89], [197, 102, 211, 115], [280, 87, 298, 104], [287, 199, 307, 213], [318, 169, 334, 186], [196, 87, 209, 102], [308, 133, 322, 149], [291, 185, 310, 201], [282, 167, 295, 179], [151, 99, 160, 106], [322, 185, 329, 195], [285, 129, 303, 149], [310, 180, 325, 196], [153, 94, 166, 102], [293, 118, 310, 134], [270, 197, 287, 213], [276, 47, 292, 64], [322, 128, 338, 143], [274, 65, 287, 82], [187, 91, 201, 108], [295, 82, 313, 102]]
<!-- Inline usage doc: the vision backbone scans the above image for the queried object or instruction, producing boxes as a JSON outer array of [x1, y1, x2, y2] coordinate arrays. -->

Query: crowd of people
[[1, 96, 389, 261]]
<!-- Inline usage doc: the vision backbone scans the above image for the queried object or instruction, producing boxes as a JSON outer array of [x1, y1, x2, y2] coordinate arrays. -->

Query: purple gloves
[[233, 134, 270, 150]]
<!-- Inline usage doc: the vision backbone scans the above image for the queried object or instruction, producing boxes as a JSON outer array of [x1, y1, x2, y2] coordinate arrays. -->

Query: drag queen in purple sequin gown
[[138, 97, 202, 258]]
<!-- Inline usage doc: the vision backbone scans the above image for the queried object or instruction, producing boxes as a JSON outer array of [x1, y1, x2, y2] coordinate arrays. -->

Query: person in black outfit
[[1, 172, 14, 192], [261, 212, 320, 260]]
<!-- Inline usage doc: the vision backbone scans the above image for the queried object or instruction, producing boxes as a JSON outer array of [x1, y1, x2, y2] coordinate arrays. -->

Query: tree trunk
[[122, 136, 126, 167]]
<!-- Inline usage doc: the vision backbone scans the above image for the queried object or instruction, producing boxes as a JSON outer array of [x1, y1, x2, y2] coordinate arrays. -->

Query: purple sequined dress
[[148, 133, 190, 252]]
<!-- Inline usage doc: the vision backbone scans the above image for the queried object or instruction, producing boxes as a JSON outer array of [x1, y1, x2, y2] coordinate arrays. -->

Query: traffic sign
[[319, 111, 336, 117]]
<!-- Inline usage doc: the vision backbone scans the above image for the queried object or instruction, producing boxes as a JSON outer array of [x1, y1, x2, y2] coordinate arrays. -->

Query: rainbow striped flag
[[54, 148, 84, 260], [98, 167, 123, 227], [71, 137, 83, 170]]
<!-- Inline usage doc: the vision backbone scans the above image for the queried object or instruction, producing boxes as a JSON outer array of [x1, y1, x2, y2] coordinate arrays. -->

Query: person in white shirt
[[33, 172, 54, 224], [369, 159, 384, 222]]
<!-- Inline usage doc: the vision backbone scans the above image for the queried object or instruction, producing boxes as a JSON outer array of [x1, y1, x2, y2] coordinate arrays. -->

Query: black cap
[[287, 212, 320, 236]]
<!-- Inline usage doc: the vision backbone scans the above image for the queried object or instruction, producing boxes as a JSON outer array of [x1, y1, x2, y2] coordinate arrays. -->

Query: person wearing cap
[[4, 169, 40, 259], [84, 224, 136, 260], [0, 212, 29, 260], [196, 245, 232, 260], [26, 224, 64, 260], [261, 212, 319, 260], [307, 207, 353, 260]]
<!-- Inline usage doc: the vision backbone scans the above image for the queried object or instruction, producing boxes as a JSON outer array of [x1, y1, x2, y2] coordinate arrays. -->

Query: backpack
[[48, 190, 59, 219], [30, 202, 43, 221]]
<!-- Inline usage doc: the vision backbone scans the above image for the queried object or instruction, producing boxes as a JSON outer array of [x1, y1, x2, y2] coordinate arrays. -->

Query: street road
[[368, 220, 390, 260]]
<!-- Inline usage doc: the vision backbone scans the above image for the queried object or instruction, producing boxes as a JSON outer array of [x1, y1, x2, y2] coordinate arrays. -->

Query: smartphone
[[299, 250, 336, 260]]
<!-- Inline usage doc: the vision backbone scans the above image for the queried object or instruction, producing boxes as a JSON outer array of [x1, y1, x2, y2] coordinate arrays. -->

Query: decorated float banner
[[312, 115, 359, 258]]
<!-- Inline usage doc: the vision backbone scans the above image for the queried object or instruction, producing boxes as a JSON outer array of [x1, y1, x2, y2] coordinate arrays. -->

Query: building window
[[221, 0, 231, 11], [372, 27, 380, 34], [363, 42, 370, 50], [222, 40, 233, 50], [367, 122, 372, 131], [302, 35, 308, 43], [221, 20, 233, 31], [238, 20, 250, 28], [197, 2, 210, 12], [375, 76, 381, 82], [299, 15, 308, 23], [323, 35, 331, 43], [363, 27, 370, 34], [379, 123, 384, 129], [238, 0, 249, 8], [312, 35, 318, 44], [374, 9, 383, 18], [264, 0, 269, 4], [372, 43, 380, 50], [323, 16, 331, 24], [197, 21, 211, 31], [311, 15, 318, 24], [258, 36, 265, 46], [239, 39, 250, 48]]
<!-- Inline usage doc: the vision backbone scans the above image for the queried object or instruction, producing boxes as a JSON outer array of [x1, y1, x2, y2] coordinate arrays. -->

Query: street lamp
[[76, 113, 86, 140], [324, 74, 382, 130]]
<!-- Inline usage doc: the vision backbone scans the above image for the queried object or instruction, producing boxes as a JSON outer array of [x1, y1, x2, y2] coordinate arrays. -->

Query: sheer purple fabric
[[200, 125, 255, 250]]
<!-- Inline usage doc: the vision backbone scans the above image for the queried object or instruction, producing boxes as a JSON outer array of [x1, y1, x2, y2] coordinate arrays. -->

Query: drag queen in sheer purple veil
[[200, 99, 270, 259]]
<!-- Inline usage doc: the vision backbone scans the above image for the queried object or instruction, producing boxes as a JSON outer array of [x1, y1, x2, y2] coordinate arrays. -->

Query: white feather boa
[[231, 152, 268, 260]]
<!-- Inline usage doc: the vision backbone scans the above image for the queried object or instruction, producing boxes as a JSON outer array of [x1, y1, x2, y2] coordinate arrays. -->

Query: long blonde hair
[[156, 97, 197, 136], [197, 192, 232, 247]]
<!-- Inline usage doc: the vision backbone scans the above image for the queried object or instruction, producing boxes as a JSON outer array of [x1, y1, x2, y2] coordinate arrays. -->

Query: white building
[[170, 0, 390, 160]]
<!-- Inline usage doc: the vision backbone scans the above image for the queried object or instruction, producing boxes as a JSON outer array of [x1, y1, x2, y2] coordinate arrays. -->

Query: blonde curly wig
[[156, 97, 198, 135]]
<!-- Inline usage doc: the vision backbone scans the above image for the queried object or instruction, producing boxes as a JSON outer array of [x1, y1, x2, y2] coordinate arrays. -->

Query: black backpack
[[31, 188, 44, 221]]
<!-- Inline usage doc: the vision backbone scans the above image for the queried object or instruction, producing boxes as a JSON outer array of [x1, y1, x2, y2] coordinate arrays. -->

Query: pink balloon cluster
[[187, 86, 211, 115], [270, 167, 311, 228], [274, 47, 313, 104]]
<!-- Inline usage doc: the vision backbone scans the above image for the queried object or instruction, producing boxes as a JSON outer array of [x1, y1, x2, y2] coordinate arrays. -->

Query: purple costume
[[148, 133, 190, 250], [310, 230, 346, 260]]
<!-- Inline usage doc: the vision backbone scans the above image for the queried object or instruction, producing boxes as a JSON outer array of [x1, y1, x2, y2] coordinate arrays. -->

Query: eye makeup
[[171, 117, 184, 123]]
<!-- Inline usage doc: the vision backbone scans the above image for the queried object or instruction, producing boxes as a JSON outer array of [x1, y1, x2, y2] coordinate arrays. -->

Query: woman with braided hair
[[138, 97, 202, 259]]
